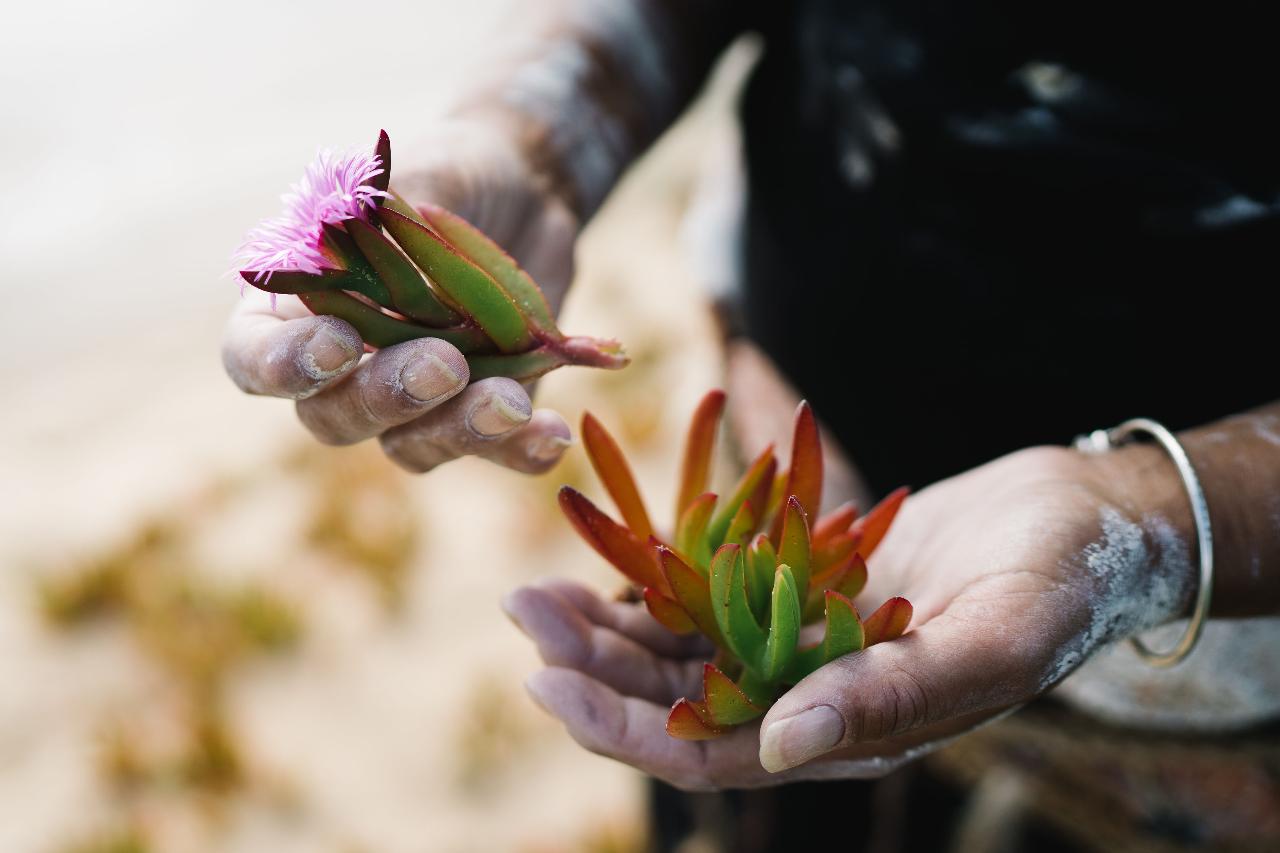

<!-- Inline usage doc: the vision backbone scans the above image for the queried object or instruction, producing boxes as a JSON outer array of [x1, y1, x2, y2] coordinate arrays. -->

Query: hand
[[222, 120, 579, 474], [505, 445, 1196, 789]]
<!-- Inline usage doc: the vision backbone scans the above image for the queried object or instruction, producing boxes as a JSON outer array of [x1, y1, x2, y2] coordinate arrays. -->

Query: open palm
[[505, 445, 1189, 789]]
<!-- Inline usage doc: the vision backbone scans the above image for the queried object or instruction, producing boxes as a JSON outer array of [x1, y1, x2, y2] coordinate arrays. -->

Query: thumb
[[757, 613, 1040, 773]]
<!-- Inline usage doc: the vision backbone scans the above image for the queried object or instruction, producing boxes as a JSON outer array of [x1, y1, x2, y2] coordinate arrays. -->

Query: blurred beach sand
[[0, 2, 735, 850]]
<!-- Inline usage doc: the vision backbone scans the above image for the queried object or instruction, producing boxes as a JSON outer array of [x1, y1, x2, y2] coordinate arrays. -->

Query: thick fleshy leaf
[[805, 553, 868, 621], [558, 488, 665, 592], [675, 493, 716, 572], [711, 545, 765, 667], [761, 564, 801, 681], [788, 590, 864, 681], [240, 268, 353, 295], [777, 497, 812, 600], [466, 338, 627, 381], [701, 664, 764, 726], [379, 208, 534, 353], [417, 202, 560, 338], [706, 446, 776, 548], [745, 534, 776, 622], [813, 532, 858, 575], [770, 402, 823, 543], [821, 591, 865, 662], [666, 698, 727, 740], [380, 191, 431, 227], [813, 502, 859, 545], [368, 129, 391, 193], [643, 588, 696, 634], [723, 500, 756, 548], [676, 390, 726, 522], [581, 413, 652, 540], [850, 487, 909, 560], [346, 218, 461, 326], [863, 597, 913, 645], [658, 546, 724, 646], [297, 291, 492, 351]]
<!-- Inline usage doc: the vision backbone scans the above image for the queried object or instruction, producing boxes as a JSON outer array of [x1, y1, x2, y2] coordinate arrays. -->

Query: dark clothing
[[658, 3, 1278, 851], [739, 0, 1278, 497]]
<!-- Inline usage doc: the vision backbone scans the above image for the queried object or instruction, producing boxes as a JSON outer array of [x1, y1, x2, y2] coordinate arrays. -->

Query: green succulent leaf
[[711, 545, 765, 668], [700, 664, 764, 726], [297, 291, 491, 351], [346, 218, 461, 326], [379, 208, 535, 353], [418, 202, 560, 339], [706, 446, 776, 548], [675, 493, 717, 573], [723, 500, 757, 549], [761, 564, 801, 682], [745, 534, 776, 623], [777, 497, 812, 601]]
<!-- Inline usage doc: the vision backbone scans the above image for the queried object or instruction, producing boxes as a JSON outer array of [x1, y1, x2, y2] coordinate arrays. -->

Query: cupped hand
[[222, 121, 579, 474], [506, 445, 1195, 789]]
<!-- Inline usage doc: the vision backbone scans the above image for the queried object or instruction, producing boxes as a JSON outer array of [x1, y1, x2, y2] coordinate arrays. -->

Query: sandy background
[[0, 2, 740, 850]]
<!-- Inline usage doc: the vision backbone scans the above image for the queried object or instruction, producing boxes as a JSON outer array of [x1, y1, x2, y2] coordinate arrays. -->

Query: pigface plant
[[560, 391, 913, 739], [233, 131, 627, 382]]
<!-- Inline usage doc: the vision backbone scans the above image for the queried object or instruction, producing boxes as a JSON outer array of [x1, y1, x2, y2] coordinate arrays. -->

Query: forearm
[[1095, 402, 1280, 617], [448, 0, 745, 221]]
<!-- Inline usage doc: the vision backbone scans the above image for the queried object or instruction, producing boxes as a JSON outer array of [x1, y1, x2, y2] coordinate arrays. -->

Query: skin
[[222, 0, 740, 475], [508, 407, 1280, 789], [224, 0, 1280, 787]]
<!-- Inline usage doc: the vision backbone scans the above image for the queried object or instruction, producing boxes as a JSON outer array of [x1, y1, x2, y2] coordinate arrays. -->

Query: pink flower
[[234, 143, 388, 283]]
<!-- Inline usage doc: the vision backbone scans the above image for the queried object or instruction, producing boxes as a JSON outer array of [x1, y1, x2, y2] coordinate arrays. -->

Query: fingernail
[[400, 354, 461, 403], [527, 434, 572, 464], [302, 326, 359, 378], [468, 394, 530, 437], [758, 705, 845, 772]]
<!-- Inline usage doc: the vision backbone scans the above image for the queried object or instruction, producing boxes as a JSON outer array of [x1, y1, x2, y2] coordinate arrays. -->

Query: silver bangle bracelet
[[1073, 418, 1214, 667]]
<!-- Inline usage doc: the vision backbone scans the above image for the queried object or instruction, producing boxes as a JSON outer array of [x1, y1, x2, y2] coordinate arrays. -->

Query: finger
[[525, 667, 771, 791], [758, 609, 1041, 773], [503, 586, 701, 704], [471, 408, 573, 474], [294, 338, 469, 445], [379, 379, 572, 474], [223, 297, 363, 399], [532, 579, 713, 659]]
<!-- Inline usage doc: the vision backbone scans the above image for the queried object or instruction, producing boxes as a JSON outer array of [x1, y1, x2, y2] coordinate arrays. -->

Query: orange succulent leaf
[[813, 532, 859, 575], [701, 664, 764, 726], [658, 546, 725, 646], [676, 390, 726, 522], [850, 486, 909, 560], [666, 698, 729, 740], [863, 597, 913, 646], [770, 402, 822, 543], [777, 497, 812, 600], [581, 412, 653, 540], [558, 487, 665, 593], [643, 588, 696, 634], [813, 502, 859, 545]]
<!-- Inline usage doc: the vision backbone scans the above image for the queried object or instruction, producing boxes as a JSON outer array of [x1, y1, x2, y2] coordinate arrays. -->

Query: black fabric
[[654, 4, 1280, 851], [739, 0, 1279, 497]]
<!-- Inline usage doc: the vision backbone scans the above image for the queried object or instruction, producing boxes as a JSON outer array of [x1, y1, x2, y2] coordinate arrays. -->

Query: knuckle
[[881, 664, 933, 737]]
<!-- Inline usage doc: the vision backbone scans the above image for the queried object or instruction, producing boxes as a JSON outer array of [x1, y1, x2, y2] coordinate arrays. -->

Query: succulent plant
[[234, 131, 628, 382], [560, 391, 912, 739]]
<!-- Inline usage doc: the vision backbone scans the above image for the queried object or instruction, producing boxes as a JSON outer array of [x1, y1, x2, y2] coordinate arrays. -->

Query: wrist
[[1076, 439, 1200, 629]]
